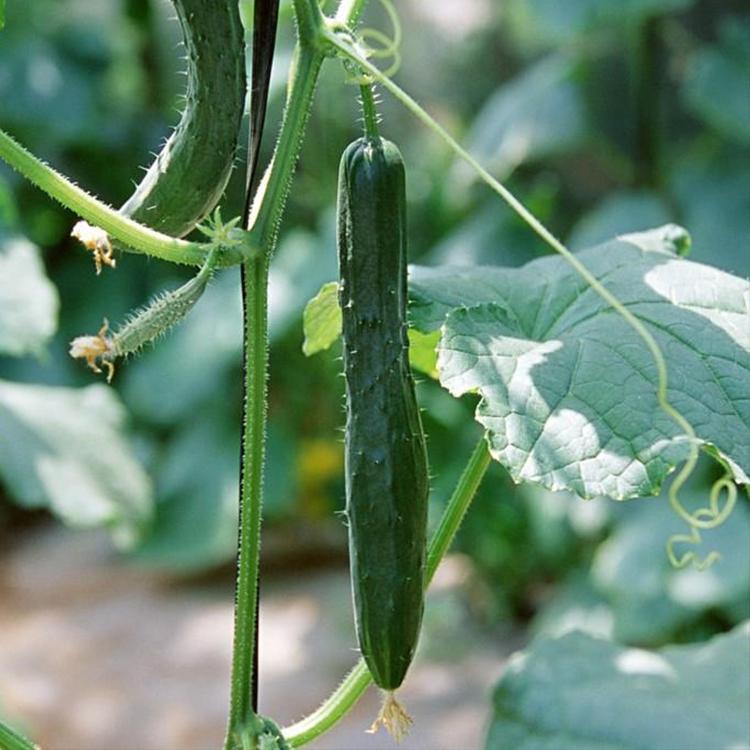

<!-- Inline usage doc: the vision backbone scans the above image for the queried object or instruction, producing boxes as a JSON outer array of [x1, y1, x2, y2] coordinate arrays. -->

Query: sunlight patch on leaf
[[486, 622, 750, 750], [0, 380, 153, 546], [0, 235, 58, 356]]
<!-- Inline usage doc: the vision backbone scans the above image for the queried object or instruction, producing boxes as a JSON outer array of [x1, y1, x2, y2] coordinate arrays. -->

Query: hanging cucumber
[[118, 0, 245, 240], [337, 89, 429, 702]]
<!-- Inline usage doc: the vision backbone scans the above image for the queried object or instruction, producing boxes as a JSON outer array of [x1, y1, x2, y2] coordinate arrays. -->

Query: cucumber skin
[[119, 0, 245, 238], [337, 137, 429, 691]]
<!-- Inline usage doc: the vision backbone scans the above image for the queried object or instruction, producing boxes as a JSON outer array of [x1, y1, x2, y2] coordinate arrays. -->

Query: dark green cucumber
[[119, 0, 245, 239], [337, 136, 429, 691]]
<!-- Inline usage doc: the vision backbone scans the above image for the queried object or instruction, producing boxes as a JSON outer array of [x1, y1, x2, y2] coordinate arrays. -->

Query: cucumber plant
[[0, 0, 747, 749]]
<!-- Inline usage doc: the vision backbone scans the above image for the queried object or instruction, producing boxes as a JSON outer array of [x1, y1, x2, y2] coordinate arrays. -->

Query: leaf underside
[[0, 380, 153, 546]]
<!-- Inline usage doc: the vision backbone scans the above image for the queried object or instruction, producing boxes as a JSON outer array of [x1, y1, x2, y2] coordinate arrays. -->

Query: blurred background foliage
[[1, 0, 748, 653]]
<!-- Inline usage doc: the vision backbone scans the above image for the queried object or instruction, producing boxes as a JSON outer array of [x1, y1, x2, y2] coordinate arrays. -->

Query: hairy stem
[[248, 49, 324, 249], [0, 129, 248, 267], [282, 438, 491, 747], [226, 256, 270, 750], [0, 720, 38, 750], [359, 83, 380, 139], [335, 0, 368, 24], [225, 21, 327, 750], [291, 0, 326, 47]]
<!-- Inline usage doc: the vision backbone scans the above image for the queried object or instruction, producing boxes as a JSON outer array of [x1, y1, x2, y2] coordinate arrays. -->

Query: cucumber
[[337, 135, 429, 691], [119, 0, 245, 239]]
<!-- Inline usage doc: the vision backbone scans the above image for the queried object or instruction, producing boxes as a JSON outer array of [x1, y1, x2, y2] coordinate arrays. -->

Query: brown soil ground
[[0, 527, 520, 750]]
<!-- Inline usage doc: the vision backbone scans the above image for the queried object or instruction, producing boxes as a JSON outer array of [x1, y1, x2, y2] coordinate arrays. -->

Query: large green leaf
[[0, 235, 59, 356], [132, 411, 239, 569], [0, 380, 153, 545], [487, 622, 750, 750], [408, 225, 749, 498]]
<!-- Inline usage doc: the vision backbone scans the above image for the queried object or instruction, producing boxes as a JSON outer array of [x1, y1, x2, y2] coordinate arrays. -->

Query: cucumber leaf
[[302, 281, 340, 357], [592, 495, 750, 643], [486, 622, 750, 750], [0, 235, 59, 357], [408, 225, 749, 498], [0, 380, 153, 546]]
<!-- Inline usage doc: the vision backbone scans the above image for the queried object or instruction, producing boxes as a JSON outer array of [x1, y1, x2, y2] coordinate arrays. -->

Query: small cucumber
[[119, 0, 245, 239], [337, 135, 429, 691]]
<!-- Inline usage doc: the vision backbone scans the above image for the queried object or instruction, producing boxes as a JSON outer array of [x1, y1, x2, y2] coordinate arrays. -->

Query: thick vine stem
[[246, 49, 324, 250], [0, 720, 38, 750], [225, 38, 326, 750], [226, 256, 270, 750], [335, 0, 368, 24], [0, 129, 252, 267], [291, 0, 326, 49], [282, 438, 491, 747]]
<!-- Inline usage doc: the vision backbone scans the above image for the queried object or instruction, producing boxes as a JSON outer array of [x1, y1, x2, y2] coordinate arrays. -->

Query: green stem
[[0, 720, 37, 750], [0, 129, 248, 267], [291, 0, 326, 49], [226, 256, 270, 750], [225, 34, 326, 750], [248, 49, 324, 249], [334, 0, 368, 24], [425, 439, 491, 584], [359, 83, 380, 139], [282, 438, 491, 747]]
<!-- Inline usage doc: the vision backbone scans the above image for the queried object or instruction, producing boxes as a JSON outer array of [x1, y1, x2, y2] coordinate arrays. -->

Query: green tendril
[[667, 527, 722, 570], [340, 0, 402, 85], [666, 470, 738, 569]]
